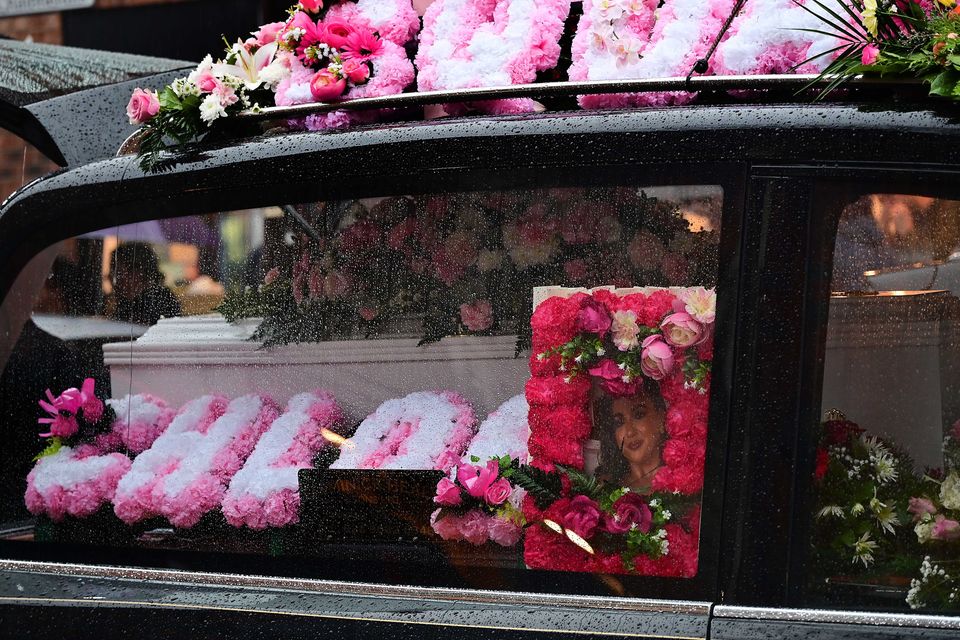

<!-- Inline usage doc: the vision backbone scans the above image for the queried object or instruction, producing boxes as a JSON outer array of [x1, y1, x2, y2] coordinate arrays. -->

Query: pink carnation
[[460, 299, 494, 331]]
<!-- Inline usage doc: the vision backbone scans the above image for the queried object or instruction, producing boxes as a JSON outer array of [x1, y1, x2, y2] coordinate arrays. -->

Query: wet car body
[[1, 86, 959, 638]]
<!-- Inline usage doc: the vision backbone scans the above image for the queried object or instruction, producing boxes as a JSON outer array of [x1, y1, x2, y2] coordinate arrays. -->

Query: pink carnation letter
[[330, 391, 476, 471], [415, 0, 572, 114], [223, 391, 343, 529]]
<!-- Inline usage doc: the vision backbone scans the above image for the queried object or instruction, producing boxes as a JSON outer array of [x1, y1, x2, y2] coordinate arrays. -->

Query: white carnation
[[199, 93, 227, 123], [941, 473, 960, 510]]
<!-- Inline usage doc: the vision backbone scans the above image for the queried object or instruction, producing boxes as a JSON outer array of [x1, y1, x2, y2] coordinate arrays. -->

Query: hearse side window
[[0, 184, 724, 595], [807, 188, 960, 612]]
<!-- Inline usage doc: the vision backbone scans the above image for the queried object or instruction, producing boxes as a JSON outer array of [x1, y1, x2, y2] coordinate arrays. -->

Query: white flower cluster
[[907, 556, 958, 609]]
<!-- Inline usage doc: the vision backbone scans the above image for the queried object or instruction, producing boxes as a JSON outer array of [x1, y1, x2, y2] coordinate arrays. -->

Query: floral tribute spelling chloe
[[522, 287, 713, 576], [127, 0, 417, 170]]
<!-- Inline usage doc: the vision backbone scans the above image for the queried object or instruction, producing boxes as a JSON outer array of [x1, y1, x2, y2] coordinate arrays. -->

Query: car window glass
[[1, 184, 724, 596], [808, 189, 960, 612]]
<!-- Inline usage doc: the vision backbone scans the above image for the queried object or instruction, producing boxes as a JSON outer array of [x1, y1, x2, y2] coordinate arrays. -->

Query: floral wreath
[[415, 0, 571, 114], [522, 286, 713, 576]]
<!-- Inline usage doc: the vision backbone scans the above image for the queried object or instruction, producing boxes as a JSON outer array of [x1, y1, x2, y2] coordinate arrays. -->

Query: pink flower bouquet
[[330, 391, 476, 471], [431, 456, 525, 546], [222, 390, 344, 529]]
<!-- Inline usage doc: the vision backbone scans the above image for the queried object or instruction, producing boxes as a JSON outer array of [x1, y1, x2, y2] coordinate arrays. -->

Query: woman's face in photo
[[612, 390, 665, 468]]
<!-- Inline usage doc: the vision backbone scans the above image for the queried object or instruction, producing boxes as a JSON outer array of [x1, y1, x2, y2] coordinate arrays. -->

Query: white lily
[[213, 41, 279, 91]]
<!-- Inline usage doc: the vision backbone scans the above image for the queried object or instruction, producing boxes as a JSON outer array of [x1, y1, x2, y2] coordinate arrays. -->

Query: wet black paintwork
[[2, 101, 960, 637]]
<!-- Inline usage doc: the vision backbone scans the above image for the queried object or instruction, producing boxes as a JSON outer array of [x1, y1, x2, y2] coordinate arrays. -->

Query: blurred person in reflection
[[108, 242, 181, 326], [594, 379, 667, 493]]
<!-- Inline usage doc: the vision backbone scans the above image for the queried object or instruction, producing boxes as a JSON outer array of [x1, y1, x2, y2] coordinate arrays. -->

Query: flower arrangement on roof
[[804, 0, 960, 99], [905, 420, 960, 609], [809, 412, 921, 579], [127, 0, 416, 171], [217, 188, 720, 349], [415, 0, 571, 114]]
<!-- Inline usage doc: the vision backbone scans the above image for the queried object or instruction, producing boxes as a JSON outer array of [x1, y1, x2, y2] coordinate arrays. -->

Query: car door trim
[[714, 605, 960, 630]]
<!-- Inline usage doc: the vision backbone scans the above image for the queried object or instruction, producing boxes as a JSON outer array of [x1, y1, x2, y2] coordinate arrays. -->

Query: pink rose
[[932, 515, 960, 541], [194, 71, 223, 94], [310, 69, 346, 102], [457, 460, 499, 499], [488, 516, 522, 546], [861, 44, 880, 66], [660, 312, 705, 348], [460, 300, 493, 332], [484, 478, 512, 506], [908, 497, 938, 520], [602, 492, 652, 534], [264, 267, 280, 285], [341, 59, 370, 84], [434, 477, 462, 506], [126, 88, 160, 124], [588, 358, 638, 397], [640, 335, 674, 380], [322, 20, 354, 49], [562, 495, 602, 539], [299, 0, 323, 12], [253, 21, 285, 45], [951, 419, 960, 441], [576, 299, 612, 336]]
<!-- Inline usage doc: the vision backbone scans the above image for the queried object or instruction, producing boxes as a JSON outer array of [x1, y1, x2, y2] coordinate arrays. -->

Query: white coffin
[[102, 315, 530, 423]]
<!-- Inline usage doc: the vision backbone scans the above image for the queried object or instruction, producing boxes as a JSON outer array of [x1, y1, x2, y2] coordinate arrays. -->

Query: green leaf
[[928, 69, 960, 97], [557, 464, 603, 500], [509, 464, 562, 510], [470, 455, 480, 463], [33, 437, 63, 461], [158, 87, 182, 110]]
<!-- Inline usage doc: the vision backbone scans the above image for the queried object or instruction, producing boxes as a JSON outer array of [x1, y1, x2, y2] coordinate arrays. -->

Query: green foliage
[[33, 437, 63, 461], [501, 463, 562, 510]]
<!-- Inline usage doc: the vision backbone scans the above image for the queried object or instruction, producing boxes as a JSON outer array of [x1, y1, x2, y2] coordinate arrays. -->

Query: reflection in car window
[[1, 185, 723, 594], [809, 190, 960, 612]]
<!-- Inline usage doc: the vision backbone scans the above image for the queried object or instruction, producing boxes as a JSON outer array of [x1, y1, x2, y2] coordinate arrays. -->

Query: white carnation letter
[[570, 0, 733, 108], [711, 0, 845, 76], [415, 0, 572, 114]]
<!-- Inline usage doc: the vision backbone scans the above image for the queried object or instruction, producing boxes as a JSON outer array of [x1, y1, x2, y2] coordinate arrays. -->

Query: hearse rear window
[[0, 184, 723, 592], [807, 187, 960, 612]]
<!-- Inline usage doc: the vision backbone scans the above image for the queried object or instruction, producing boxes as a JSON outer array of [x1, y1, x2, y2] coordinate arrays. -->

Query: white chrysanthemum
[[873, 452, 898, 484], [817, 505, 845, 519], [940, 472, 960, 511], [257, 61, 290, 89], [852, 531, 878, 568], [199, 93, 228, 123]]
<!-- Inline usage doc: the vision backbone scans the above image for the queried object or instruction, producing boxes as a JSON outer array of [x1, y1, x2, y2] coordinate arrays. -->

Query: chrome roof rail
[[233, 73, 925, 121]]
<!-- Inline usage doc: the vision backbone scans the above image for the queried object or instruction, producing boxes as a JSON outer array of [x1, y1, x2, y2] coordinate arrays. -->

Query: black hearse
[[1, 38, 960, 640]]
